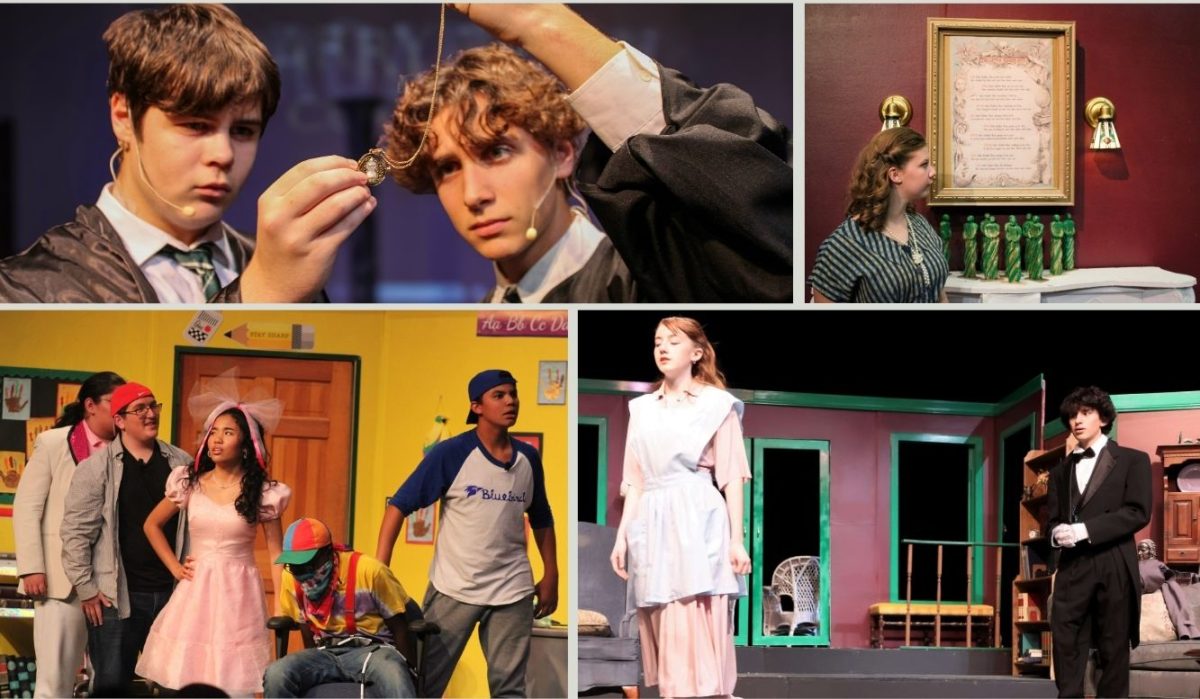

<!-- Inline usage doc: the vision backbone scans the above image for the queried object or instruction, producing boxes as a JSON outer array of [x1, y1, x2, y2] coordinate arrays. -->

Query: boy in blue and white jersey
[[375, 369, 558, 697]]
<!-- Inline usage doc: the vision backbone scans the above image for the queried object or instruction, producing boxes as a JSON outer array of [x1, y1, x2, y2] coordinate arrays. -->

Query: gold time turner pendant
[[355, 4, 446, 187]]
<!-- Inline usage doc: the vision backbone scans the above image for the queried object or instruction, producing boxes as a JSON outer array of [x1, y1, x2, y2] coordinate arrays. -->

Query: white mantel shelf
[[945, 266, 1196, 303]]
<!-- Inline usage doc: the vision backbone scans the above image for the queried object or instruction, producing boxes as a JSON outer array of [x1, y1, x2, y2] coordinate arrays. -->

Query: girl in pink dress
[[610, 316, 752, 698], [137, 402, 291, 696]]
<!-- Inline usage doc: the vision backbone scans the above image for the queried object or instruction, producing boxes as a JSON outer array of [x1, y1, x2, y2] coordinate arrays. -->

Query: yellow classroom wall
[[0, 310, 568, 697]]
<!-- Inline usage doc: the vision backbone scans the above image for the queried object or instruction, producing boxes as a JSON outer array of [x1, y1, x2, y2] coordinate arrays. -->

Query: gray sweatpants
[[420, 586, 534, 697]]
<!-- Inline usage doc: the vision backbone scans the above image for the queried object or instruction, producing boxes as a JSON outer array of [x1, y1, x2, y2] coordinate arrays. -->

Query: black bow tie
[[1069, 447, 1096, 463]]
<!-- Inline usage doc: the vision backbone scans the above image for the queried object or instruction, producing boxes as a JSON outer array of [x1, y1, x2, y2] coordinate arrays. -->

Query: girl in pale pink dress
[[138, 401, 291, 696], [610, 316, 752, 698]]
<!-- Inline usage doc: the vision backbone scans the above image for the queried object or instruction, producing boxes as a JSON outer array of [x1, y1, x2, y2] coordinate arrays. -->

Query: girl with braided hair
[[810, 127, 949, 303]]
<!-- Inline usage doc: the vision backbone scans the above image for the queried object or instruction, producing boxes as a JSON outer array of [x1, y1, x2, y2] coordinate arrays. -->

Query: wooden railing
[[901, 538, 1018, 648]]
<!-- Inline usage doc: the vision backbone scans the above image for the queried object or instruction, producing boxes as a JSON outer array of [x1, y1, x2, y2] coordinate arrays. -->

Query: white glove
[[1052, 524, 1077, 548]]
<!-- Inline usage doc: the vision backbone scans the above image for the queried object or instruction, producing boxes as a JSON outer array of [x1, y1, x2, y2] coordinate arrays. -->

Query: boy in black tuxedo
[[1047, 386, 1151, 698]]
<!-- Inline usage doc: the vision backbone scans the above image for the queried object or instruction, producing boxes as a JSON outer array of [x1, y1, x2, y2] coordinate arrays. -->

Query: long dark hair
[[187, 407, 276, 524], [55, 372, 125, 428]]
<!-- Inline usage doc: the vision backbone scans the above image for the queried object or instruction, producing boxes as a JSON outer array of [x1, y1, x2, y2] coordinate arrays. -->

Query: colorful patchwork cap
[[276, 517, 333, 565]]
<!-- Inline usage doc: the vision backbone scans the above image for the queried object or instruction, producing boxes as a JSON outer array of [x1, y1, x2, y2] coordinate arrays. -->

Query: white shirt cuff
[[1071, 522, 1089, 543], [567, 41, 667, 152]]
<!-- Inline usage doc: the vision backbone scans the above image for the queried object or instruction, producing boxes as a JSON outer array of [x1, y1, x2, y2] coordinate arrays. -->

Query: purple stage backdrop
[[0, 3, 793, 302]]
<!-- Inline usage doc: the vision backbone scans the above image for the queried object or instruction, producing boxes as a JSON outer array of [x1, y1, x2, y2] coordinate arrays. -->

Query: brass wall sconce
[[1084, 97, 1120, 150], [879, 95, 912, 131]]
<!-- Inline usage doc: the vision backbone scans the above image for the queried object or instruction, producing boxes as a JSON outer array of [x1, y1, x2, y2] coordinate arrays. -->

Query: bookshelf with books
[[1013, 445, 1067, 677]]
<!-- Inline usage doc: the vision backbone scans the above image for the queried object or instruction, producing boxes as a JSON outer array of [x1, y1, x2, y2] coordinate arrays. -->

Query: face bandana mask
[[296, 556, 338, 626]]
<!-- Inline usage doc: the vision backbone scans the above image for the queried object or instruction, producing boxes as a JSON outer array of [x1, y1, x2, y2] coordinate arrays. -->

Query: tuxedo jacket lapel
[[1079, 444, 1117, 510]]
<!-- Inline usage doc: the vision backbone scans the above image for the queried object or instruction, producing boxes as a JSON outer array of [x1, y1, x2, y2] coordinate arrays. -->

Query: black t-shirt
[[118, 439, 177, 592]]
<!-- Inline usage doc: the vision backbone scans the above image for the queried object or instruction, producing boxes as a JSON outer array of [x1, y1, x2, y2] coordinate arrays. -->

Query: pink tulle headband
[[187, 370, 283, 473]]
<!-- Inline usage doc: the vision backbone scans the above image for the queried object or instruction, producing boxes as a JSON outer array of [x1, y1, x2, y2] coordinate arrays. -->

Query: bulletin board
[[0, 367, 94, 516]]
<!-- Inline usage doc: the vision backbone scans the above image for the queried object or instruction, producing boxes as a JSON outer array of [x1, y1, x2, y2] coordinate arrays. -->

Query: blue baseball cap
[[466, 369, 517, 424]]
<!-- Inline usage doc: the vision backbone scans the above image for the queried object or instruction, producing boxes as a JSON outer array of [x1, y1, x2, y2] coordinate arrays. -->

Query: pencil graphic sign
[[224, 323, 315, 350]]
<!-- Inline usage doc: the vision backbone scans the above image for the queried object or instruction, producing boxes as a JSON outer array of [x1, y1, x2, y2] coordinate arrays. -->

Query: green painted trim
[[994, 375, 1044, 416], [1043, 389, 1200, 442], [890, 433, 986, 605], [1113, 391, 1200, 412], [578, 379, 654, 395], [0, 366, 95, 382], [736, 437, 751, 647], [751, 439, 831, 647], [346, 358, 362, 544], [0, 494, 14, 506], [998, 413, 1037, 547], [579, 380, 996, 416], [579, 416, 608, 526]]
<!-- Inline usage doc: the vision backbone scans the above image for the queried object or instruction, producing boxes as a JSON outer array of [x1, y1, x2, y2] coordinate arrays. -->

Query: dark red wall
[[805, 4, 1200, 292]]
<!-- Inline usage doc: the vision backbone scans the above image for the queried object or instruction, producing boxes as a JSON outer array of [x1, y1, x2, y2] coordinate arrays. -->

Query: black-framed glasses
[[120, 402, 163, 417]]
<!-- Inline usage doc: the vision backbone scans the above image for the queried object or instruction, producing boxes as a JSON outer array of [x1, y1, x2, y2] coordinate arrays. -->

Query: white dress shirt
[[488, 209, 605, 303], [96, 184, 238, 303], [1056, 433, 1110, 546]]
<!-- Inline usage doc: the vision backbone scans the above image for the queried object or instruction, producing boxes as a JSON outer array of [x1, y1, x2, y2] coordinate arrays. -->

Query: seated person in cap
[[375, 369, 558, 697], [264, 517, 416, 699]]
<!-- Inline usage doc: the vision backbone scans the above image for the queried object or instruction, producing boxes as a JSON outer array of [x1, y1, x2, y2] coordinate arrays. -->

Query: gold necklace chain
[[358, 3, 447, 186]]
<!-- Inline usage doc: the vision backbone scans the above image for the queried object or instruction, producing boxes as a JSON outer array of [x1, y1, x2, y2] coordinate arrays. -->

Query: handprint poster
[[0, 368, 93, 512], [406, 502, 437, 545], [538, 361, 567, 405], [2, 378, 32, 421]]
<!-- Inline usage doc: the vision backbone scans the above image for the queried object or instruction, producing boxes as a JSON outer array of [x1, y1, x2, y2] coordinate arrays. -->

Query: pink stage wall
[[581, 391, 1045, 647]]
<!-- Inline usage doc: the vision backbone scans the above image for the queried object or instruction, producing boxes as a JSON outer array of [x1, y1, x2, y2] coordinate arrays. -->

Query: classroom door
[[174, 350, 358, 626]]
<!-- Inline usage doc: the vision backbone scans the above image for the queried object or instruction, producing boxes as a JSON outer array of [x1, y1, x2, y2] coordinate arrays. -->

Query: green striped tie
[[170, 244, 220, 301]]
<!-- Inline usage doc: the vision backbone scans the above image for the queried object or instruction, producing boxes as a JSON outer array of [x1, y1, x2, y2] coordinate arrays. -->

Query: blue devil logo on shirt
[[464, 484, 527, 502]]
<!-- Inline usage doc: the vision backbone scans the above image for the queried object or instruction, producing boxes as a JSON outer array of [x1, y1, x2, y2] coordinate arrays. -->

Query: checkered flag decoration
[[183, 310, 222, 346]]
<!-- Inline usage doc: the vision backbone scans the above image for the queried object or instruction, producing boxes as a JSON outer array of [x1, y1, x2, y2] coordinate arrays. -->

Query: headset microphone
[[525, 166, 560, 242], [111, 140, 196, 218]]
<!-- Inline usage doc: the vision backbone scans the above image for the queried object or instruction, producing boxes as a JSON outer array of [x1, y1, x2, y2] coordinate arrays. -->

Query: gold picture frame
[[927, 18, 1076, 206]]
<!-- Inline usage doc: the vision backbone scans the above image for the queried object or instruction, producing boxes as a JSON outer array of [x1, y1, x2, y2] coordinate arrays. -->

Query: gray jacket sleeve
[[60, 452, 107, 601]]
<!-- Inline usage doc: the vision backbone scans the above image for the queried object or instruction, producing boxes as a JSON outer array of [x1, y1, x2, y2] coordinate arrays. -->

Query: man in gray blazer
[[14, 372, 124, 698], [60, 382, 191, 696]]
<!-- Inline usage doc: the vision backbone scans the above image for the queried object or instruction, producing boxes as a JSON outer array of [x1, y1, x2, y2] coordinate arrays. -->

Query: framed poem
[[927, 18, 1076, 206]]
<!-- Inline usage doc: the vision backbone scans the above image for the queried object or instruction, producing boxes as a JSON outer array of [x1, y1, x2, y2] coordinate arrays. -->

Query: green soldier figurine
[[982, 215, 1001, 280], [963, 215, 979, 279], [1024, 213, 1044, 281], [1005, 215, 1023, 283], [1064, 213, 1077, 270], [1050, 214, 1065, 275], [939, 213, 952, 266]]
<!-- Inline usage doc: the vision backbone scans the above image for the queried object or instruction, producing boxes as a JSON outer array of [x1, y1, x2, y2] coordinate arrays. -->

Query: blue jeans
[[263, 642, 415, 698], [87, 589, 172, 696]]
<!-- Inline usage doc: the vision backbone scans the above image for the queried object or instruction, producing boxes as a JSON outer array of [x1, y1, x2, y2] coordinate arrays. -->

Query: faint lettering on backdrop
[[263, 21, 661, 135], [476, 311, 568, 338], [949, 35, 1054, 189]]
